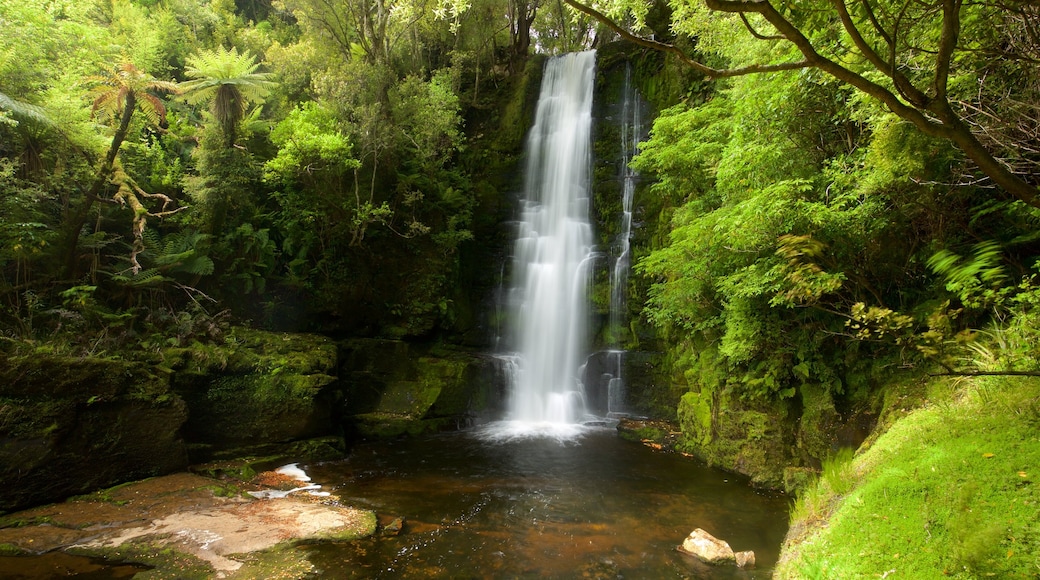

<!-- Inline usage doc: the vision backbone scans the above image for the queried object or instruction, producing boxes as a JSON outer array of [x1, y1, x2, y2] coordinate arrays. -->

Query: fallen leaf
[[983, 453, 995, 459], [1018, 471, 1028, 478]]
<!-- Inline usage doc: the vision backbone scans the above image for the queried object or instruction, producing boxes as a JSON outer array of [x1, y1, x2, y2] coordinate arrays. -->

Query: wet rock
[[679, 528, 734, 564], [381, 516, 405, 536], [0, 472, 377, 577], [735, 550, 756, 568], [339, 339, 507, 439], [0, 355, 189, 512], [616, 417, 681, 451]]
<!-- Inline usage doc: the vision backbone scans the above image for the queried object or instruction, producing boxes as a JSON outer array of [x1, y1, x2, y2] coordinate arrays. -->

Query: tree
[[508, 0, 539, 66], [180, 46, 275, 148], [562, 0, 1040, 208], [65, 61, 179, 278]]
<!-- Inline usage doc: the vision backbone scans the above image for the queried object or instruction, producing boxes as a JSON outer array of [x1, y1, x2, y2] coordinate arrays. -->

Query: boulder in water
[[678, 528, 735, 564], [735, 550, 756, 569]]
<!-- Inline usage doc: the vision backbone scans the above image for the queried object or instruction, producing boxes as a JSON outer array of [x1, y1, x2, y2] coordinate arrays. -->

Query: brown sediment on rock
[[0, 471, 377, 577]]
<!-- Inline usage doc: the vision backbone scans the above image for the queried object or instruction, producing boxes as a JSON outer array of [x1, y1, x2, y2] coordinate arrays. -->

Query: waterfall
[[609, 65, 642, 342], [498, 51, 597, 432], [600, 64, 646, 419]]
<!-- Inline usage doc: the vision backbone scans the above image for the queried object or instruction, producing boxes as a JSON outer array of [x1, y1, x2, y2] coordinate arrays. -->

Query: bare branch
[[738, 12, 783, 40]]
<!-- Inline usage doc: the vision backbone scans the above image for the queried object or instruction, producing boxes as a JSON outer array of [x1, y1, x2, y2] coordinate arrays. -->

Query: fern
[[137, 229, 215, 278], [109, 268, 168, 288], [927, 241, 1008, 308]]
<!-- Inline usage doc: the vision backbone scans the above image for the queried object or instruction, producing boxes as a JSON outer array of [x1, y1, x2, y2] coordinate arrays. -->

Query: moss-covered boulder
[[0, 354, 188, 513], [676, 388, 796, 488], [168, 328, 339, 461], [339, 339, 505, 438]]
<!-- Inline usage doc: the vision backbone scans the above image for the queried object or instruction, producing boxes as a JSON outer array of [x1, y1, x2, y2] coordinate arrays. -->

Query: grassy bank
[[777, 374, 1040, 578]]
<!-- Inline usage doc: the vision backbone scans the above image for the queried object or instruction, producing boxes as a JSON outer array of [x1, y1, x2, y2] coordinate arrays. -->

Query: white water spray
[[494, 51, 597, 435]]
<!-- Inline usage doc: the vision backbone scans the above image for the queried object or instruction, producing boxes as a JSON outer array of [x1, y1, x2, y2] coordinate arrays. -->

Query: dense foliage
[[2, 0, 1038, 407], [591, 0, 1040, 416], [0, 0, 566, 344]]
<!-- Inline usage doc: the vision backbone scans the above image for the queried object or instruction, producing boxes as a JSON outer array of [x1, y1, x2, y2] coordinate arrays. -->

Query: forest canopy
[[0, 0, 1038, 403]]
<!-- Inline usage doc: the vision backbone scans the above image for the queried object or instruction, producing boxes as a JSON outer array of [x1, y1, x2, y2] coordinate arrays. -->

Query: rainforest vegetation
[[2, 0, 1040, 576]]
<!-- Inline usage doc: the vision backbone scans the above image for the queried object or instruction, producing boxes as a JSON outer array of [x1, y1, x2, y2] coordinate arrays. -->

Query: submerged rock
[[381, 516, 405, 536], [735, 550, 756, 568]]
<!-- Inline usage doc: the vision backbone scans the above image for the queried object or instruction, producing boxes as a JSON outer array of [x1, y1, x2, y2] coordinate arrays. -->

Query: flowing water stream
[[304, 429, 789, 578]]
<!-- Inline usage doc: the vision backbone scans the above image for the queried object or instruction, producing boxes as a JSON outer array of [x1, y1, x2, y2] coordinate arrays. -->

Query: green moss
[[677, 389, 793, 487], [226, 545, 317, 579], [494, 56, 545, 153], [783, 466, 818, 495], [0, 515, 56, 529], [777, 375, 1040, 578], [797, 382, 840, 459], [677, 391, 712, 447], [619, 426, 668, 443], [226, 510, 376, 578], [308, 510, 378, 542], [0, 543, 25, 555], [67, 542, 212, 580]]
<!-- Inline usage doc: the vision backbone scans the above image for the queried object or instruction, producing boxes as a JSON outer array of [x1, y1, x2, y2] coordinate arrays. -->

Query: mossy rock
[[616, 418, 681, 451], [676, 388, 795, 488], [0, 354, 188, 512], [170, 328, 340, 459], [351, 413, 458, 439], [0, 543, 26, 556], [66, 542, 212, 580], [796, 382, 841, 461], [340, 339, 505, 438], [783, 466, 818, 495]]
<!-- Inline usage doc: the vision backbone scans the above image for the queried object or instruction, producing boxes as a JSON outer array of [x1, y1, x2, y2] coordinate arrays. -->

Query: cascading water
[[604, 64, 646, 417], [609, 64, 642, 343], [493, 51, 597, 435]]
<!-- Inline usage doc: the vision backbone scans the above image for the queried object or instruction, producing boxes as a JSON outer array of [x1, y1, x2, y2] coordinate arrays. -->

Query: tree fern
[[88, 61, 179, 129], [0, 91, 53, 127], [179, 47, 275, 147]]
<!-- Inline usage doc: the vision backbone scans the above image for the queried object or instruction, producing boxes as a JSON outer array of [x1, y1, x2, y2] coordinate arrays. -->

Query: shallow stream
[[303, 426, 789, 578]]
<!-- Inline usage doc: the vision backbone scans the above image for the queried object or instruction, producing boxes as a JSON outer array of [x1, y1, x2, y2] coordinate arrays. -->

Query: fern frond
[[0, 91, 53, 126]]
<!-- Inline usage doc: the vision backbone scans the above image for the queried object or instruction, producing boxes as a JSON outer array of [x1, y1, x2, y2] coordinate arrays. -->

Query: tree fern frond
[[109, 267, 168, 287], [0, 91, 54, 126]]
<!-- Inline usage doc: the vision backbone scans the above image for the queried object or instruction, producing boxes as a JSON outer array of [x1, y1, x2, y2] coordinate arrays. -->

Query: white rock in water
[[275, 463, 311, 482], [735, 550, 756, 569], [680, 528, 735, 564]]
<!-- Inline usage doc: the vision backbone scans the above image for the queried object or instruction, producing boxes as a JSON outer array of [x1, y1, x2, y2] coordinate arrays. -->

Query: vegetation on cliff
[[3, 0, 1040, 572]]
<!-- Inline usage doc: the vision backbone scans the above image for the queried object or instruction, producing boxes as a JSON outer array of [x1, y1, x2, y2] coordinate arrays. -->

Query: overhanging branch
[[561, 0, 809, 78]]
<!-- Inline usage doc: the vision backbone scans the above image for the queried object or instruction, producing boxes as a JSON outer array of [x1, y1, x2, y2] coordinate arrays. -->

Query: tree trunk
[[63, 93, 136, 279]]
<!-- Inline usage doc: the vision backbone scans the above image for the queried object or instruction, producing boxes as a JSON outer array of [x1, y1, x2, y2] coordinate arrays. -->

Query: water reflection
[[306, 429, 788, 578]]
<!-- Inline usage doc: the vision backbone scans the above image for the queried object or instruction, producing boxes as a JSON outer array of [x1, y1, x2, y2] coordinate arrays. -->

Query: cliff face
[[0, 329, 341, 512], [0, 327, 517, 512]]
